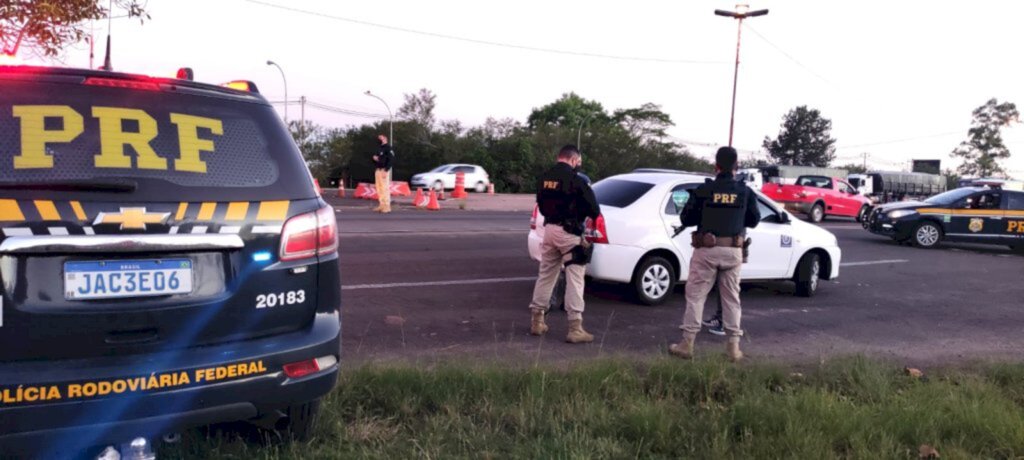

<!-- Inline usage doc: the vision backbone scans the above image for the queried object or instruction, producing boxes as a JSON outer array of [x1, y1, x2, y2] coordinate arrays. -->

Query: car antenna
[[101, 0, 113, 71]]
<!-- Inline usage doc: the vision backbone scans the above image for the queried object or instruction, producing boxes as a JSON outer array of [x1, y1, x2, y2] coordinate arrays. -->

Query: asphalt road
[[334, 200, 1024, 366]]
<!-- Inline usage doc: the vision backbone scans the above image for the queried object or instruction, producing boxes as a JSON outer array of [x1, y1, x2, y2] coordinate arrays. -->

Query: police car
[[0, 66, 340, 456], [865, 186, 1024, 251], [529, 171, 843, 305]]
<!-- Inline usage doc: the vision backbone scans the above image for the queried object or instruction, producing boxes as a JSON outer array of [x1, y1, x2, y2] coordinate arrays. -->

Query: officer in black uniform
[[528, 145, 601, 343], [670, 146, 760, 362]]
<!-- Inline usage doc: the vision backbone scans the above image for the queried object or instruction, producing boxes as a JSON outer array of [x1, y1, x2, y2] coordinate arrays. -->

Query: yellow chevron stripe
[[225, 202, 249, 221], [70, 201, 87, 221], [197, 202, 217, 221], [175, 202, 188, 221], [0, 199, 24, 221], [256, 201, 289, 221], [34, 200, 60, 221]]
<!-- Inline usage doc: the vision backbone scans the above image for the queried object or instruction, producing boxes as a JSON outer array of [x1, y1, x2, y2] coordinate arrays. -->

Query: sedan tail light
[[530, 205, 539, 230], [585, 215, 609, 244], [280, 206, 338, 261]]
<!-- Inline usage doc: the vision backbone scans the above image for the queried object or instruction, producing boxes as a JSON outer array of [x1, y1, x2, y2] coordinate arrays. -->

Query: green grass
[[164, 357, 1024, 459]]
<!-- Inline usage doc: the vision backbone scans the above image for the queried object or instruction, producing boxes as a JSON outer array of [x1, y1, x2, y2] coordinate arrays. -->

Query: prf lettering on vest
[[1008, 221, 1024, 233], [543, 180, 560, 190], [10, 105, 223, 173], [713, 193, 738, 204]]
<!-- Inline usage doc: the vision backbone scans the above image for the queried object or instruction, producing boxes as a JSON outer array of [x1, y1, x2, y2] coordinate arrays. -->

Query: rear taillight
[[283, 355, 338, 379], [585, 215, 609, 244], [280, 206, 338, 261], [530, 205, 539, 230]]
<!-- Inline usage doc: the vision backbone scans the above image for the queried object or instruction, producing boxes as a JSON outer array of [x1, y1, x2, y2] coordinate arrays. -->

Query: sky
[[26, 0, 1024, 176]]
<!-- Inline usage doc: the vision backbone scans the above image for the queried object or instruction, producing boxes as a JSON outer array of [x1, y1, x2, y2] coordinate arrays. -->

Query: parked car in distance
[[528, 171, 843, 305], [410, 164, 490, 192], [762, 175, 872, 223]]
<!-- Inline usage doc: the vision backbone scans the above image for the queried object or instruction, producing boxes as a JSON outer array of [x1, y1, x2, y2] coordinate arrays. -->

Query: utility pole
[[299, 95, 306, 153], [714, 5, 769, 147], [862, 152, 868, 171]]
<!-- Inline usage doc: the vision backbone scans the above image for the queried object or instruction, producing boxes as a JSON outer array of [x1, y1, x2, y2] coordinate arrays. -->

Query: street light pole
[[364, 90, 394, 147], [714, 5, 768, 147], [577, 112, 597, 150], [266, 60, 287, 124]]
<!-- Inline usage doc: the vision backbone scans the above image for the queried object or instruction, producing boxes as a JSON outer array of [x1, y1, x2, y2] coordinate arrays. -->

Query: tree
[[1, 0, 148, 58], [397, 88, 437, 128], [762, 106, 837, 167], [613, 103, 673, 145], [527, 92, 606, 130], [951, 98, 1020, 178]]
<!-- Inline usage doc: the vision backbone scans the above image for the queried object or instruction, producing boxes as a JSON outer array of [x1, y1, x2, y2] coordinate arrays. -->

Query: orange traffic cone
[[426, 189, 441, 211], [337, 179, 346, 198], [452, 171, 468, 199], [438, 189, 446, 201], [487, 183, 495, 195], [413, 188, 424, 207]]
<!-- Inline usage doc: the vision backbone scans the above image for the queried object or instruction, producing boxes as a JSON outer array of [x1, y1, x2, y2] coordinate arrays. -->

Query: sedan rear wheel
[[633, 256, 676, 306]]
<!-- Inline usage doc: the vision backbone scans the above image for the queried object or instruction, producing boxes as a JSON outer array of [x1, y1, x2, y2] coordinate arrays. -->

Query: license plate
[[64, 259, 194, 300]]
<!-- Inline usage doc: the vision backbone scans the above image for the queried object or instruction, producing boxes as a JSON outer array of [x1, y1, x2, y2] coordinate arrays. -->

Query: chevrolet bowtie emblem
[[93, 207, 170, 230]]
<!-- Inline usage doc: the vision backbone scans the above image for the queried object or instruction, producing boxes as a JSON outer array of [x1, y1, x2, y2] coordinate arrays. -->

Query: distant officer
[[372, 134, 394, 213], [528, 145, 601, 343], [670, 146, 760, 361]]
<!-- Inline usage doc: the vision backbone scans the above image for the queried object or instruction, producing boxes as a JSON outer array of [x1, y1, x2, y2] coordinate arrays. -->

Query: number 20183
[[256, 290, 306, 309]]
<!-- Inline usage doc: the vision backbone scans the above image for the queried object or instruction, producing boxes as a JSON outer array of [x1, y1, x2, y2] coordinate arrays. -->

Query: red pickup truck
[[762, 175, 872, 223]]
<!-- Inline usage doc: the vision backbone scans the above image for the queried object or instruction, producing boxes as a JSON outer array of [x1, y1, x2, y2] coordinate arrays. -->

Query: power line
[[270, 99, 387, 119], [244, 0, 729, 66], [743, 24, 832, 86], [835, 131, 962, 150]]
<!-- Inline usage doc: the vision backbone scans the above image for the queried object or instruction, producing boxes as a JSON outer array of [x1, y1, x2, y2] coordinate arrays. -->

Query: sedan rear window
[[593, 179, 654, 208]]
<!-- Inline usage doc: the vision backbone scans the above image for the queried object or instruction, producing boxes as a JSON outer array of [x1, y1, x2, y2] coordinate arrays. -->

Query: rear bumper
[[587, 243, 646, 284], [0, 311, 340, 456]]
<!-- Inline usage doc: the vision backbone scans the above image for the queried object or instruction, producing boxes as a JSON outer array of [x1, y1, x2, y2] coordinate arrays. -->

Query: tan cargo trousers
[[681, 246, 743, 339], [374, 169, 391, 212], [529, 225, 586, 321]]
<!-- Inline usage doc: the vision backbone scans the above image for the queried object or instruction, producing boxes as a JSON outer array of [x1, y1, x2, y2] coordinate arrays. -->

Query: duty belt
[[691, 232, 745, 249]]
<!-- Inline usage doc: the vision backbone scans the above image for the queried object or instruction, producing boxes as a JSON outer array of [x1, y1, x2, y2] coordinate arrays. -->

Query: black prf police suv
[[0, 66, 340, 457]]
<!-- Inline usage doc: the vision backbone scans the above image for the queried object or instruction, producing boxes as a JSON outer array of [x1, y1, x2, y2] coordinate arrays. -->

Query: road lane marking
[[344, 260, 909, 290], [840, 259, 909, 267], [343, 276, 536, 290]]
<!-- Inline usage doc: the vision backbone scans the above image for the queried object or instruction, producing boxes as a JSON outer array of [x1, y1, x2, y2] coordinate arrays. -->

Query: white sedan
[[410, 164, 491, 192], [529, 171, 842, 305]]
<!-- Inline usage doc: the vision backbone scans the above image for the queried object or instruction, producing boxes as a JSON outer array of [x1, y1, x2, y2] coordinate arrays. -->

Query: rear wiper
[[0, 179, 138, 193]]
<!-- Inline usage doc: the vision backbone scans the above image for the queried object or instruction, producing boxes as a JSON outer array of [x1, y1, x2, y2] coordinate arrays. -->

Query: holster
[[743, 237, 752, 263], [564, 239, 593, 267]]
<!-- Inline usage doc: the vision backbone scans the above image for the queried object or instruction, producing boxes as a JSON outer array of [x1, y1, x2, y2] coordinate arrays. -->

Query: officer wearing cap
[[670, 146, 760, 361], [528, 144, 601, 343]]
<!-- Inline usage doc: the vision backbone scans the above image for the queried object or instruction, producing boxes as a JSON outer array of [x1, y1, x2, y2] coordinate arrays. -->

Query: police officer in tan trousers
[[670, 146, 760, 361], [372, 134, 394, 213], [528, 145, 601, 343]]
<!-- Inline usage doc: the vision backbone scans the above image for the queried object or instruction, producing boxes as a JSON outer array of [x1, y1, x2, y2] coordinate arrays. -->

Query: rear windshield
[[0, 77, 314, 201], [592, 179, 654, 208]]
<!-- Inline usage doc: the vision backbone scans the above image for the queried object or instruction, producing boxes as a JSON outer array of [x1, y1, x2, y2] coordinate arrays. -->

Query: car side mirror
[[779, 212, 791, 224]]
